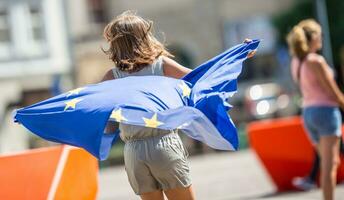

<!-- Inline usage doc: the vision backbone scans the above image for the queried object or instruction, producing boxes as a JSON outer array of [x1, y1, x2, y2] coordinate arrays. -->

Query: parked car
[[229, 81, 299, 123]]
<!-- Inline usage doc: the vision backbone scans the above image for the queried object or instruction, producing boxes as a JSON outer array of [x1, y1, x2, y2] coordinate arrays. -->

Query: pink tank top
[[291, 55, 338, 107]]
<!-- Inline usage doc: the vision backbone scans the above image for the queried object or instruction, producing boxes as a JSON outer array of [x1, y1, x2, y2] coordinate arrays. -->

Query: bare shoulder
[[306, 53, 325, 66], [305, 53, 331, 76]]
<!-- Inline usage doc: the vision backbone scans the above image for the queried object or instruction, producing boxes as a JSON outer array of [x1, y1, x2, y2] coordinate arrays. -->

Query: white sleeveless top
[[112, 57, 164, 79]]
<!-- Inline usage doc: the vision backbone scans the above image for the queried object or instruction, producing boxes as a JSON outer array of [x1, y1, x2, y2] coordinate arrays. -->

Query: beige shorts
[[123, 131, 191, 195]]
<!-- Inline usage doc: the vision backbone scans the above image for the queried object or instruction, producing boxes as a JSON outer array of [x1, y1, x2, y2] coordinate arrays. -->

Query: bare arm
[[310, 56, 344, 108], [162, 56, 192, 79]]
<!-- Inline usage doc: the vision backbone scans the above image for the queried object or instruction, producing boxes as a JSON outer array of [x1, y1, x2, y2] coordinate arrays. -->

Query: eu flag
[[13, 40, 260, 160]]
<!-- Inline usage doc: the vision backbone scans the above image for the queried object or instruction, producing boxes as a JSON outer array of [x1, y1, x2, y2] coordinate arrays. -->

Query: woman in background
[[287, 19, 344, 200]]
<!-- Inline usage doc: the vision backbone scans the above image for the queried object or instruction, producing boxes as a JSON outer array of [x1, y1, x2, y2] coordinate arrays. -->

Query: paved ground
[[98, 150, 344, 200]]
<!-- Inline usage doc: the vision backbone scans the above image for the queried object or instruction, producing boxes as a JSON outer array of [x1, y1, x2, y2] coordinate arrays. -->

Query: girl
[[287, 19, 344, 200], [100, 11, 195, 200]]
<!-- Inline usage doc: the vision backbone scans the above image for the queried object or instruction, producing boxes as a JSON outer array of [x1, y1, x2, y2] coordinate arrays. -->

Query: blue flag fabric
[[13, 40, 260, 160]]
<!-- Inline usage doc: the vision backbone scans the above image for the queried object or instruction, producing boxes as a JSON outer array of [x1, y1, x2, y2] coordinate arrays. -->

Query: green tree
[[273, 0, 314, 45], [327, 0, 344, 69], [273, 0, 344, 70]]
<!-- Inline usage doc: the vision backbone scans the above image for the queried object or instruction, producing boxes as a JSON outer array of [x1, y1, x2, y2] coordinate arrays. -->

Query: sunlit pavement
[[98, 150, 344, 200]]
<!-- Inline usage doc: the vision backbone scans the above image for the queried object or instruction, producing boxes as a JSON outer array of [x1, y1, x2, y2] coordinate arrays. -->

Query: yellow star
[[109, 109, 127, 122], [64, 98, 83, 111], [179, 81, 191, 98], [143, 113, 164, 128], [66, 87, 85, 97]]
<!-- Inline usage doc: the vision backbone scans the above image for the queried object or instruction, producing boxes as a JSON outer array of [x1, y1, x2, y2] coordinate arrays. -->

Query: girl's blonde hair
[[286, 19, 321, 59], [102, 11, 172, 73]]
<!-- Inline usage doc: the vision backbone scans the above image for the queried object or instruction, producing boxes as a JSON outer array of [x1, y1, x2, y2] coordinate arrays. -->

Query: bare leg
[[318, 136, 340, 200], [140, 190, 164, 200], [163, 185, 196, 200]]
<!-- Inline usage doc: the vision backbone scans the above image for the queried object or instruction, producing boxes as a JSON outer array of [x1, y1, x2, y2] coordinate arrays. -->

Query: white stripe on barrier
[[47, 145, 71, 200]]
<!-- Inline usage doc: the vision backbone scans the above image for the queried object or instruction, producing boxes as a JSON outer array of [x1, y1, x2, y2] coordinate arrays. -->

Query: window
[[0, 9, 10, 43], [0, 2, 47, 61], [88, 0, 106, 23], [25, 3, 47, 57], [0, 8, 11, 60], [30, 6, 44, 42]]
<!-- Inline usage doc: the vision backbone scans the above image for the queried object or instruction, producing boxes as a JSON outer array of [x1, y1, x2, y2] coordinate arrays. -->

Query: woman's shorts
[[303, 106, 342, 144], [123, 132, 191, 195]]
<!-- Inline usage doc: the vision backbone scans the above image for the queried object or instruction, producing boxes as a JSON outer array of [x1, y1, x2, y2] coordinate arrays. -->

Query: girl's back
[[111, 56, 173, 141], [112, 57, 164, 78]]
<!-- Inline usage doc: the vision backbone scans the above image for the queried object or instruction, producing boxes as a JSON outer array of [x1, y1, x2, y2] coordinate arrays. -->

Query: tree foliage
[[273, 0, 344, 68]]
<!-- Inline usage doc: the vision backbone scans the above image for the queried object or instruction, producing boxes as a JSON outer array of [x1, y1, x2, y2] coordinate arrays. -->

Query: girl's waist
[[119, 123, 177, 142], [302, 97, 338, 107]]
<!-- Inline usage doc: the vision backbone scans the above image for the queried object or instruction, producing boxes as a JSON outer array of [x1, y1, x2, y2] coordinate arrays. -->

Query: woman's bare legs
[[318, 136, 340, 200], [163, 185, 196, 200], [140, 190, 165, 200]]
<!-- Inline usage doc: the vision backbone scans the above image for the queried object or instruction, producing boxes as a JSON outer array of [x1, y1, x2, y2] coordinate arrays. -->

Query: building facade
[[0, 0, 296, 153]]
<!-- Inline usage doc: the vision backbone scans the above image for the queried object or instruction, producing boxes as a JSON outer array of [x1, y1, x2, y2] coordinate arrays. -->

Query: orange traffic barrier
[[248, 116, 344, 191], [0, 145, 98, 200]]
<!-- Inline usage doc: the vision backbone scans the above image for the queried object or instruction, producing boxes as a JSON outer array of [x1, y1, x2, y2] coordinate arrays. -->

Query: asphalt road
[[98, 150, 344, 200]]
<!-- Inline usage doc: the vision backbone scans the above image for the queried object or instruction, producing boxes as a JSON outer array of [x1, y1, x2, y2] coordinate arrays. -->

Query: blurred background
[[0, 0, 343, 166]]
